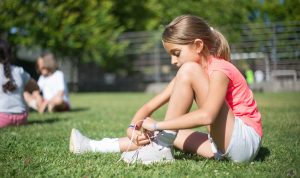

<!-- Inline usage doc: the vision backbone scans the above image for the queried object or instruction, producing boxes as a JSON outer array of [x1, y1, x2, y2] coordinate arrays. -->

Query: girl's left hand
[[142, 117, 158, 131]]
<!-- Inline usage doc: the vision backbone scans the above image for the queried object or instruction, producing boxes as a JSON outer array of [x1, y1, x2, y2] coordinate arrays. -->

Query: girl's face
[[37, 58, 50, 76], [163, 41, 202, 68]]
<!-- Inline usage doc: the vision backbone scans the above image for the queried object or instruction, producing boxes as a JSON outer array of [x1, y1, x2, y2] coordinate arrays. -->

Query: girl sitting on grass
[[24, 53, 71, 113], [0, 39, 39, 128], [69, 15, 262, 164]]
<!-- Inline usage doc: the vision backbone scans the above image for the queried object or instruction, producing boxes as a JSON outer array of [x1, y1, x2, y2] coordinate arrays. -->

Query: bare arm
[[130, 78, 175, 128], [143, 71, 229, 131], [127, 78, 175, 145]]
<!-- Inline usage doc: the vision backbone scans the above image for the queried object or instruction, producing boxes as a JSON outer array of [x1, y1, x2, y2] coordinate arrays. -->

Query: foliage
[[0, 92, 300, 177], [259, 0, 300, 22], [0, 0, 299, 71], [0, 0, 127, 71]]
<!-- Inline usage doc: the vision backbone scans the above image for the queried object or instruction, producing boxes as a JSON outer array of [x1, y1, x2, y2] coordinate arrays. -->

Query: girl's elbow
[[140, 103, 152, 114], [198, 111, 215, 125]]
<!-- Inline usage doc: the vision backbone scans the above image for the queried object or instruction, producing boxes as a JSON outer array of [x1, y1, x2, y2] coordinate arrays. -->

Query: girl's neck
[[199, 55, 213, 70]]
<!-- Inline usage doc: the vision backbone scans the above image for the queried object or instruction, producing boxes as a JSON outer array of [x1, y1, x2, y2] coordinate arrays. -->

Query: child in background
[[25, 53, 70, 113], [0, 39, 40, 128], [69, 15, 262, 164]]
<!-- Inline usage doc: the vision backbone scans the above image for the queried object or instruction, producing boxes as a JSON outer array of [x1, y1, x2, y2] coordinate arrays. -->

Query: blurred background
[[1, 0, 299, 92]]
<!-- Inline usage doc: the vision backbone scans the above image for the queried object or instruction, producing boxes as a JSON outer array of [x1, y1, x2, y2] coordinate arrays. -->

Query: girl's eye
[[173, 51, 180, 57]]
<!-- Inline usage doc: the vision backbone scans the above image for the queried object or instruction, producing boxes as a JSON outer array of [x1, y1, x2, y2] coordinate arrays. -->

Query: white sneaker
[[121, 140, 175, 164], [69, 128, 92, 154]]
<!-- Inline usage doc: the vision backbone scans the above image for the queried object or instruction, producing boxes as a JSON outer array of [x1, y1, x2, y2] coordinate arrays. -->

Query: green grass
[[1, 92, 299, 177]]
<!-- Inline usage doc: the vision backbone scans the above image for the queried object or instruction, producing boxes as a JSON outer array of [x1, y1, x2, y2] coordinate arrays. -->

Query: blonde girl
[[70, 15, 262, 164], [25, 53, 70, 113]]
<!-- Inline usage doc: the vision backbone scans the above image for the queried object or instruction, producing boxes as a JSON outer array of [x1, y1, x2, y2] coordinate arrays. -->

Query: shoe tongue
[[155, 130, 177, 147]]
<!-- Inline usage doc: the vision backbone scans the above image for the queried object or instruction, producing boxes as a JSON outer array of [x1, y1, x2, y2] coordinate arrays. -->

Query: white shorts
[[208, 117, 261, 162]]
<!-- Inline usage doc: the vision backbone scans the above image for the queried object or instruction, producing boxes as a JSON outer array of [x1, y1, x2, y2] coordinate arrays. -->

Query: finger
[[135, 135, 140, 145], [144, 129, 154, 136], [137, 135, 148, 141], [136, 139, 150, 146], [133, 130, 142, 136]]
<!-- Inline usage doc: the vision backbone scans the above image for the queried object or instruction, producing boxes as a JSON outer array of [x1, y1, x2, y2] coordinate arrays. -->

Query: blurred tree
[[111, 0, 299, 42], [1, 0, 298, 72], [259, 0, 300, 22], [111, 0, 260, 42], [111, 0, 156, 32], [0, 0, 128, 72], [147, 0, 257, 26]]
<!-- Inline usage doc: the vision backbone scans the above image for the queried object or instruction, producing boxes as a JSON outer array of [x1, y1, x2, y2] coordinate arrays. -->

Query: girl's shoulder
[[210, 57, 232, 66], [12, 65, 31, 80], [51, 70, 64, 78], [8, 64, 23, 71], [209, 57, 235, 71], [208, 57, 239, 80]]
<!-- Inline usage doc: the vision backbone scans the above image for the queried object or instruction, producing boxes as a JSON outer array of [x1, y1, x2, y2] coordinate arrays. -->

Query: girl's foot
[[38, 101, 48, 114], [121, 131, 176, 164], [69, 128, 92, 154]]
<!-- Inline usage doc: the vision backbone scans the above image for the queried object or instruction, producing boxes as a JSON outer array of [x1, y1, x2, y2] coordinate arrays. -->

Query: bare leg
[[174, 130, 213, 158], [115, 63, 211, 154], [118, 137, 140, 152], [24, 91, 44, 111], [164, 62, 235, 157], [46, 92, 69, 112], [47, 97, 67, 112], [116, 63, 201, 153]]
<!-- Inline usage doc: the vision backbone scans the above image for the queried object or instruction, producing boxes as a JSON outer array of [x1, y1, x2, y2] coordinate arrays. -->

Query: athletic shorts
[[0, 112, 28, 128], [208, 117, 261, 163]]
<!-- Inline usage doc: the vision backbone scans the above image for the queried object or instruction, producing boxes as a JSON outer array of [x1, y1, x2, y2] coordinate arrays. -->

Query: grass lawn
[[1, 92, 299, 177]]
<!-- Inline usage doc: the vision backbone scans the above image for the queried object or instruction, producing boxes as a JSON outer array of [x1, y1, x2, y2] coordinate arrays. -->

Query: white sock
[[156, 130, 177, 147], [89, 138, 120, 153]]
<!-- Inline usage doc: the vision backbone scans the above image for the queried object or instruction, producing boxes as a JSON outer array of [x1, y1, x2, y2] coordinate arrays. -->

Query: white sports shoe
[[69, 128, 92, 154], [121, 139, 175, 164]]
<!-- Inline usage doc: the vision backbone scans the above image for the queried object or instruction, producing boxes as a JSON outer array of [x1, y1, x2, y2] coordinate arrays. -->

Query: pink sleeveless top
[[207, 57, 262, 137]]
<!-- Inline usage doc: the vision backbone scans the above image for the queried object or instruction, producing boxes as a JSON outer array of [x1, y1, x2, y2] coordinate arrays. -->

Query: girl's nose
[[171, 57, 177, 65]]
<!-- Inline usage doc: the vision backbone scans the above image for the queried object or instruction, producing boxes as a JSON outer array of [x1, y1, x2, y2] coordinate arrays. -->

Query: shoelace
[[117, 121, 154, 165]]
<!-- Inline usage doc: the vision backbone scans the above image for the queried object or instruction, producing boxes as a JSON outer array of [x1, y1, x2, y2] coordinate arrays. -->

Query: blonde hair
[[38, 52, 58, 73], [162, 15, 231, 62]]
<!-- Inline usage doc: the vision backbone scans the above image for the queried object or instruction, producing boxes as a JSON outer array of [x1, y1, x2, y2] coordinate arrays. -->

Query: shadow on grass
[[175, 146, 270, 163], [174, 154, 207, 162], [174, 150, 206, 162], [254, 146, 270, 162], [29, 107, 89, 113], [69, 107, 89, 112], [27, 117, 70, 125]]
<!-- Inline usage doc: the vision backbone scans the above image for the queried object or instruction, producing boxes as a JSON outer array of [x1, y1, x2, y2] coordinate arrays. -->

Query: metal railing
[[120, 21, 300, 83]]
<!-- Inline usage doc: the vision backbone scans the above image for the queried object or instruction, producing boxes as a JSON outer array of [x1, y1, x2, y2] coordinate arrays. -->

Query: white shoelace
[[117, 121, 154, 164]]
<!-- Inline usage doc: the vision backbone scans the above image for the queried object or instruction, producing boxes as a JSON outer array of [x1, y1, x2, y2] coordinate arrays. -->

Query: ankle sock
[[156, 130, 177, 147], [90, 138, 120, 153]]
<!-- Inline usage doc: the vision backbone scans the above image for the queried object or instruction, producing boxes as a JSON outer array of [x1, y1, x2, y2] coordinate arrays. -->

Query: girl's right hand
[[126, 127, 151, 146]]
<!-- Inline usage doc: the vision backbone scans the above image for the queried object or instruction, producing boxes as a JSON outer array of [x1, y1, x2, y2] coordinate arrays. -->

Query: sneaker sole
[[69, 129, 76, 153], [143, 159, 175, 165], [122, 153, 175, 165], [123, 158, 175, 165]]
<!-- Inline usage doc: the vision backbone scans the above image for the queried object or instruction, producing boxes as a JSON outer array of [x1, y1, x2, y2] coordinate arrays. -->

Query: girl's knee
[[176, 62, 207, 82]]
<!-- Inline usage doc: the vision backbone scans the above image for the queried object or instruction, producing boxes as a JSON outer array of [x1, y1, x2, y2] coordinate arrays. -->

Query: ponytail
[[2, 61, 16, 93], [162, 15, 231, 62], [0, 39, 16, 93], [211, 28, 231, 62]]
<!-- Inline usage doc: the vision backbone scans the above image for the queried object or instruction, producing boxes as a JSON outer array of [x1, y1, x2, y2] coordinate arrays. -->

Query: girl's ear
[[194, 39, 204, 54]]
